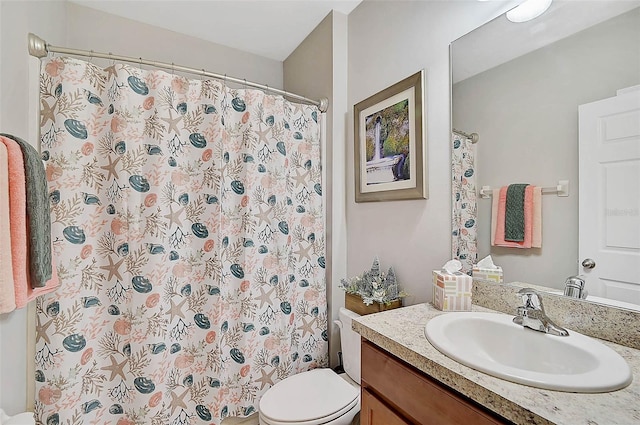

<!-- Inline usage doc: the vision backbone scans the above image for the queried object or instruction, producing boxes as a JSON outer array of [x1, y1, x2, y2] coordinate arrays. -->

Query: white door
[[579, 86, 640, 305]]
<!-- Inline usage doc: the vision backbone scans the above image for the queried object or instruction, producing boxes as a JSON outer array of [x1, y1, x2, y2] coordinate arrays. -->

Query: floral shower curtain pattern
[[451, 132, 477, 274], [35, 56, 327, 425]]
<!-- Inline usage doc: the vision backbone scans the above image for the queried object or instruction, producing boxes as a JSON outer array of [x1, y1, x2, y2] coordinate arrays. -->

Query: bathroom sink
[[425, 312, 632, 393]]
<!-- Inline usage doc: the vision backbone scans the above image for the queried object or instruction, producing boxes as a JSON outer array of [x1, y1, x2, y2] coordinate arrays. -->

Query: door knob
[[582, 258, 596, 269]]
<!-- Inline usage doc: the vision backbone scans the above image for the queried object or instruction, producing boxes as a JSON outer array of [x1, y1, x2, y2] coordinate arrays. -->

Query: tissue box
[[472, 266, 503, 283], [432, 270, 472, 311]]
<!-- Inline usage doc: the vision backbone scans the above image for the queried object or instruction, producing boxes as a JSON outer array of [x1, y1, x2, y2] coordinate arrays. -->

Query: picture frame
[[354, 70, 427, 202]]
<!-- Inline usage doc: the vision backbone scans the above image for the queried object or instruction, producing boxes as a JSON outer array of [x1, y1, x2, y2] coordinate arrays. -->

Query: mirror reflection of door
[[578, 87, 640, 304]]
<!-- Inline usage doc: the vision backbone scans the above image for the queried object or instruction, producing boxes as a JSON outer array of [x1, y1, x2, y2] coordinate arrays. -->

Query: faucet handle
[[515, 288, 569, 337], [517, 287, 543, 310]]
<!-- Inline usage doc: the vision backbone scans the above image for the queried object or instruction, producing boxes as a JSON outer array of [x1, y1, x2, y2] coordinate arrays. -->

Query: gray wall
[[453, 8, 640, 289], [346, 0, 514, 305], [0, 1, 283, 414], [284, 11, 349, 369], [66, 3, 283, 89]]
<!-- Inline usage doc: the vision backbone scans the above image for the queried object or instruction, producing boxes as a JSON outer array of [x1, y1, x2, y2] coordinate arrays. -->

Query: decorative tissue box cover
[[432, 270, 472, 311], [472, 266, 503, 283]]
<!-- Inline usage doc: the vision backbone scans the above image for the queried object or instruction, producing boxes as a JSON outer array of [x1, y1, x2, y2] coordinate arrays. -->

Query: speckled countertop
[[352, 303, 640, 425]]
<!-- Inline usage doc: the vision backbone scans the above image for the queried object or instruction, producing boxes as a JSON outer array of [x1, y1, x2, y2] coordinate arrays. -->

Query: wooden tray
[[344, 292, 402, 316]]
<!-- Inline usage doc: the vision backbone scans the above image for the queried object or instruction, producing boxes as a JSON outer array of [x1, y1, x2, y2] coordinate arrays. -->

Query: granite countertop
[[352, 303, 640, 425]]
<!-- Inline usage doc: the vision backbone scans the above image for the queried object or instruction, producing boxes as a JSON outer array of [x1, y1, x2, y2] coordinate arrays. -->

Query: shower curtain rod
[[453, 128, 479, 144], [27, 33, 329, 113]]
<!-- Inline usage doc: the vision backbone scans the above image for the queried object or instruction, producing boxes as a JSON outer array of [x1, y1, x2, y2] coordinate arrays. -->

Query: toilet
[[258, 307, 361, 425], [0, 409, 35, 425]]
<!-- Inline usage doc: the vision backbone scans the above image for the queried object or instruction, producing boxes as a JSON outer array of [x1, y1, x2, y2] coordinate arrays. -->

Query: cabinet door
[[361, 388, 411, 425], [361, 341, 508, 425]]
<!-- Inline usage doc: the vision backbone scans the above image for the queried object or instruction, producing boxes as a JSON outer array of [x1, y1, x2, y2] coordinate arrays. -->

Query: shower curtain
[[451, 132, 477, 274], [35, 56, 327, 425]]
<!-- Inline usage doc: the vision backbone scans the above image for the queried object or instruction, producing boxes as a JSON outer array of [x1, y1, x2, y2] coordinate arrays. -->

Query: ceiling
[[70, 0, 363, 61], [452, 0, 640, 83], [68, 1, 640, 73]]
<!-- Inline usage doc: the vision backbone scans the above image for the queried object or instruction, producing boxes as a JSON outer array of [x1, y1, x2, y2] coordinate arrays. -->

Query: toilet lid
[[259, 368, 359, 424]]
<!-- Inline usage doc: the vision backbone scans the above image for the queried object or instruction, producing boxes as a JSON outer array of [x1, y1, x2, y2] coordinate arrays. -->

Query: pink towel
[[490, 188, 499, 246], [532, 186, 542, 248], [0, 135, 59, 309], [493, 185, 534, 248], [0, 142, 16, 314], [0, 135, 30, 305]]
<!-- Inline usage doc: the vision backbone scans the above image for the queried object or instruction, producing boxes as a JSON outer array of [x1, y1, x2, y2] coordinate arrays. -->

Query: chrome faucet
[[513, 288, 569, 337], [564, 275, 588, 299]]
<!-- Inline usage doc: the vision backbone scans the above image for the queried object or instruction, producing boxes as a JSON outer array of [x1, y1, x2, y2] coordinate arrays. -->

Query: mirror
[[451, 1, 640, 307]]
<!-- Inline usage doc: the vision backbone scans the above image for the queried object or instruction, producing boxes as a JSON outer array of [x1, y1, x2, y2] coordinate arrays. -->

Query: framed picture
[[354, 70, 427, 202]]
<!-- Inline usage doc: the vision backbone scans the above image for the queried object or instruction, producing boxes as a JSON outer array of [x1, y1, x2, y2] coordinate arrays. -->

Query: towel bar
[[479, 180, 569, 199]]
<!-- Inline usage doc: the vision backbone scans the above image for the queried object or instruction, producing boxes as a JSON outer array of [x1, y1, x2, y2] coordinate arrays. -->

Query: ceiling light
[[506, 0, 553, 23]]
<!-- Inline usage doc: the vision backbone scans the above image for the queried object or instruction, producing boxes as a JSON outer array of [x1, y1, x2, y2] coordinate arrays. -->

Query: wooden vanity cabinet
[[361, 388, 411, 425], [360, 340, 510, 425]]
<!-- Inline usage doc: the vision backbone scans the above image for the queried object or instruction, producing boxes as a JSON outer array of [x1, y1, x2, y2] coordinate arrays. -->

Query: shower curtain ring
[[243, 78, 247, 90], [171, 63, 175, 75], [138, 57, 143, 71], [89, 50, 94, 64], [108, 52, 115, 66]]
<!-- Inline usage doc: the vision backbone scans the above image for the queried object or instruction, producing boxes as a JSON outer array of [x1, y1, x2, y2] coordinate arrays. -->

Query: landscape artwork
[[364, 99, 411, 186], [354, 70, 427, 202]]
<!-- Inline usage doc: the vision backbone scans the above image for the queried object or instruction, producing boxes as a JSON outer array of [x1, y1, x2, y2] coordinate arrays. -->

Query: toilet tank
[[336, 307, 361, 384]]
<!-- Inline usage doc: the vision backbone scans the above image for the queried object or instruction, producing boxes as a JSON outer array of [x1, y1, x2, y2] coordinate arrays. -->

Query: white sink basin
[[425, 312, 632, 393]]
